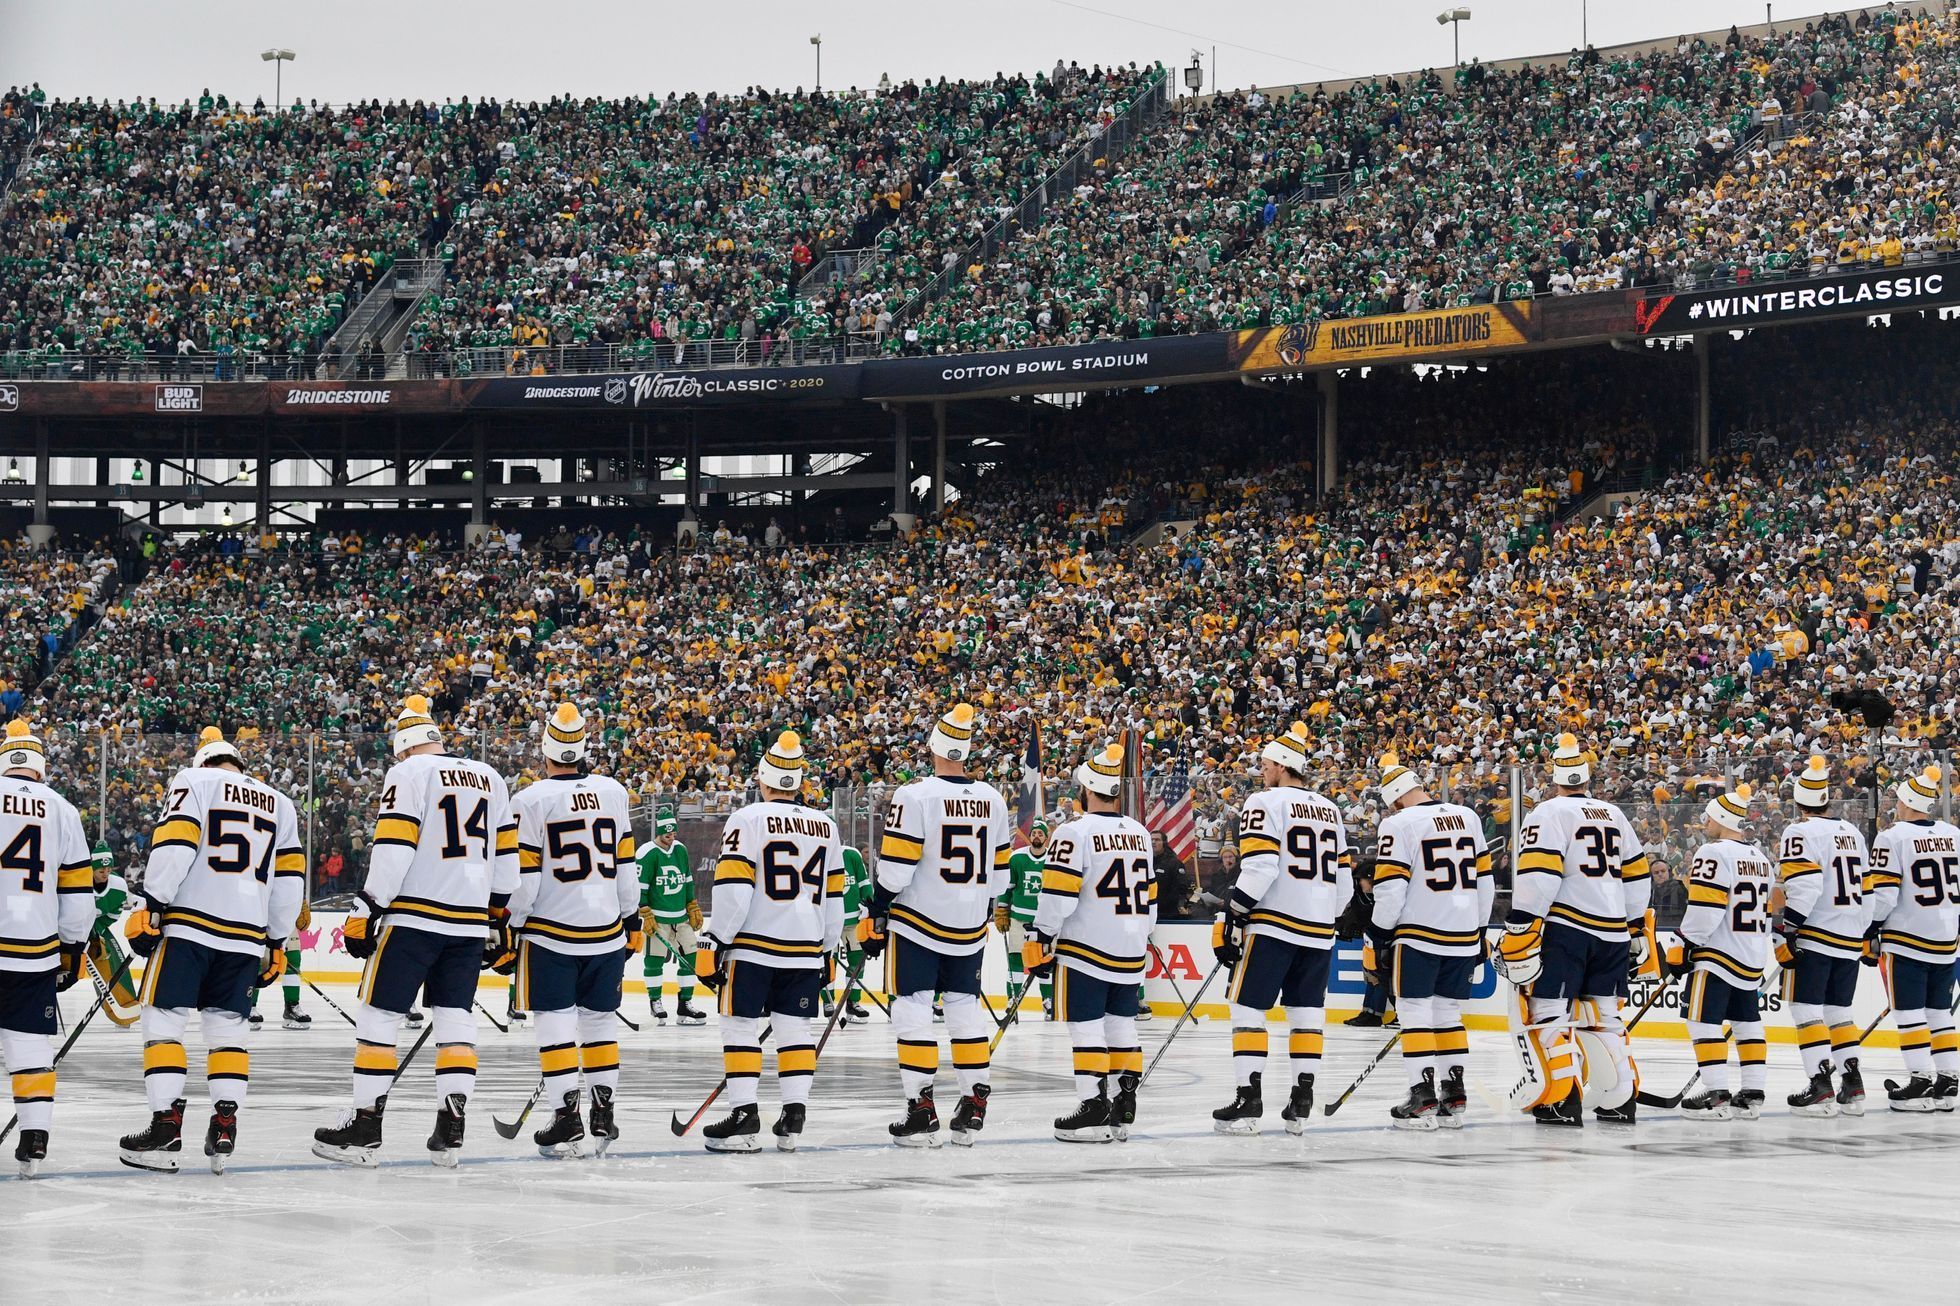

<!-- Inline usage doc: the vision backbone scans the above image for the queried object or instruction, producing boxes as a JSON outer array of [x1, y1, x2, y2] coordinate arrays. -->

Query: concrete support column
[[1316, 370, 1340, 497], [1694, 334, 1712, 464]]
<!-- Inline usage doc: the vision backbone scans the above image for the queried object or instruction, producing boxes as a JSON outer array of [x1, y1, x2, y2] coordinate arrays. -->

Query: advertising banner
[[1231, 300, 1535, 373], [460, 365, 858, 409], [859, 334, 1231, 399], [1634, 266, 1960, 335]]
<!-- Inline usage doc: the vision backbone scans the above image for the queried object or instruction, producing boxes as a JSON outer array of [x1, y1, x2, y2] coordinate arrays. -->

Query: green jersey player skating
[[828, 845, 873, 1024], [638, 812, 706, 1025]]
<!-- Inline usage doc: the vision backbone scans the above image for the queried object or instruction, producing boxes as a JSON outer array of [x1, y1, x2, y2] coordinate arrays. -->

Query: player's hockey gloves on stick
[[56, 941, 86, 992], [856, 885, 894, 959], [1021, 933, 1056, 981], [1860, 924, 1882, 968], [624, 914, 647, 955], [124, 902, 163, 958], [994, 902, 1011, 933], [694, 939, 725, 992], [257, 940, 289, 988], [1496, 914, 1543, 986], [1771, 910, 1801, 968], [1661, 940, 1694, 979], [1212, 908, 1247, 968], [484, 910, 517, 975]]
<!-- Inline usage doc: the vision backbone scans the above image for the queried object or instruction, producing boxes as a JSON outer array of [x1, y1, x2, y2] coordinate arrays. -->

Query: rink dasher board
[[262, 916, 1906, 1047]]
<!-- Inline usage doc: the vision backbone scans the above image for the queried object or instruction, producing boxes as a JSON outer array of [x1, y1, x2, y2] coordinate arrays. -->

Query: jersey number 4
[[0, 824, 44, 893], [437, 794, 489, 861]]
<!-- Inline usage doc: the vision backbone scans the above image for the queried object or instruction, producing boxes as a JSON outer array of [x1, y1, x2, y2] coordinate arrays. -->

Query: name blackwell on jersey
[[1092, 832, 1150, 854]]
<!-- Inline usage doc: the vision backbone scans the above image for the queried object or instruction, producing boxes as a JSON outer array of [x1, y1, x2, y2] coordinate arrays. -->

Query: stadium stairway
[[322, 257, 443, 380]]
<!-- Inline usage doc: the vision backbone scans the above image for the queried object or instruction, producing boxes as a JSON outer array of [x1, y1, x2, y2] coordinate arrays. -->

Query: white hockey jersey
[[1370, 800, 1494, 957], [1777, 816, 1871, 960], [875, 774, 1014, 956], [1033, 811, 1157, 982], [1232, 784, 1352, 950], [145, 765, 305, 958], [0, 774, 95, 973], [708, 798, 845, 970], [509, 773, 641, 956], [1513, 794, 1650, 941], [1868, 818, 1960, 964], [1680, 837, 1775, 984], [363, 753, 519, 939]]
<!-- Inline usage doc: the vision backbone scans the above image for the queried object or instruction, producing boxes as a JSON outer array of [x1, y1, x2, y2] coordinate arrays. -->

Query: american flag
[[1145, 764, 1197, 864], [1016, 720, 1043, 838]]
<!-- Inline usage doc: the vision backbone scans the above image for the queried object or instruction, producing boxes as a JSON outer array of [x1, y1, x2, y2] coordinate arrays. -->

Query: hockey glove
[[685, 899, 704, 930], [1361, 939, 1379, 986], [124, 906, 162, 958], [1211, 909, 1247, 968], [855, 913, 889, 959], [341, 913, 374, 960], [55, 942, 86, 992], [1861, 925, 1882, 968], [296, 900, 313, 931], [1334, 890, 1372, 942], [1021, 933, 1056, 981], [994, 902, 1011, 934], [483, 912, 517, 975], [257, 941, 289, 988], [1495, 915, 1544, 987], [625, 915, 646, 956], [694, 940, 725, 992], [1662, 941, 1694, 979]]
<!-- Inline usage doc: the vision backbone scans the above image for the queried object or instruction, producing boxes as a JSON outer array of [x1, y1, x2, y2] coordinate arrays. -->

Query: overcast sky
[[8, 1, 1841, 105]]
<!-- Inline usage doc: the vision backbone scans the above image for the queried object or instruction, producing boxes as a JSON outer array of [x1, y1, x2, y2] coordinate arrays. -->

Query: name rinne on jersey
[[441, 768, 494, 793], [764, 813, 833, 837], [1090, 831, 1150, 854], [1, 794, 47, 818], [220, 781, 279, 814]]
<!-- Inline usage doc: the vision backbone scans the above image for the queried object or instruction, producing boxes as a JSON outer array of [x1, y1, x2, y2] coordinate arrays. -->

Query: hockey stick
[[1322, 1032, 1403, 1118], [475, 1000, 509, 1033], [1137, 962, 1225, 1091], [616, 1010, 642, 1033], [494, 1080, 549, 1139], [1147, 941, 1192, 1012], [812, 954, 870, 1060], [303, 977, 359, 1028], [1622, 971, 1680, 1036], [1637, 1005, 1895, 1110], [989, 971, 1042, 1054], [670, 1024, 774, 1137], [0, 949, 137, 1145], [388, 1020, 437, 1088]]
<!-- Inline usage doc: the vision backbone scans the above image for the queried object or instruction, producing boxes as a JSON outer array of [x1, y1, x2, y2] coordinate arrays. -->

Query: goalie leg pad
[[1508, 992, 1580, 1112]]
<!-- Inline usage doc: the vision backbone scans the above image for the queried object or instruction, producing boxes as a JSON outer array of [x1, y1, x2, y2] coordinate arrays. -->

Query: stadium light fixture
[[260, 48, 296, 114], [1183, 52, 1204, 95], [234, 459, 250, 483], [220, 505, 234, 528], [1437, 8, 1471, 67], [809, 35, 821, 93], [4, 458, 20, 483]]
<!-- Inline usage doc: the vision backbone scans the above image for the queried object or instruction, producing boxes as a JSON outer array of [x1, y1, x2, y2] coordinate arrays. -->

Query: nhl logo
[[603, 378, 629, 405]]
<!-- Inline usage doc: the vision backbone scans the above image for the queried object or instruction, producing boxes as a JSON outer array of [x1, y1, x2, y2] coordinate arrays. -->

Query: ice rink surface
[[5, 994, 1958, 1305]]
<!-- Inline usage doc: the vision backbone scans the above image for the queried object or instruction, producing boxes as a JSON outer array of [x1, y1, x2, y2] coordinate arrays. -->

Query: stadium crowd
[[5, 7, 1957, 371], [12, 317, 1955, 901]]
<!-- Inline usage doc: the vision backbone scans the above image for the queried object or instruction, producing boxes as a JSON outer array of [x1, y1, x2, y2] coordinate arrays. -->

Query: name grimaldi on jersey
[[440, 769, 495, 793]]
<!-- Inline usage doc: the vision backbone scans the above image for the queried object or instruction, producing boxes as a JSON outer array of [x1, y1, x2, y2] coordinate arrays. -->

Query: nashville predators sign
[[1230, 300, 1535, 372]]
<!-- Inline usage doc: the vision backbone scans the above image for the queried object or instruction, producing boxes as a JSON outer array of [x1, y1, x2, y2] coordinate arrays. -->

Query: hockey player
[[1211, 722, 1353, 1135], [638, 810, 706, 1025], [998, 820, 1053, 1019], [857, 704, 1014, 1146], [1369, 756, 1493, 1130], [829, 843, 872, 1023], [248, 900, 311, 1030], [1668, 784, 1774, 1120], [695, 731, 844, 1151], [1024, 744, 1156, 1142], [508, 704, 641, 1156], [1496, 734, 1650, 1127], [87, 838, 142, 1027], [1777, 756, 1873, 1116], [1866, 766, 1960, 1111], [119, 728, 305, 1172], [0, 720, 94, 1176], [312, 695, 519, 1167]]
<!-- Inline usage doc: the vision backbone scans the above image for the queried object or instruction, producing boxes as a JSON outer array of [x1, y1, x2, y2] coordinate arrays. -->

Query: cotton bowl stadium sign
[[1635, 266, 1958, 335]]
